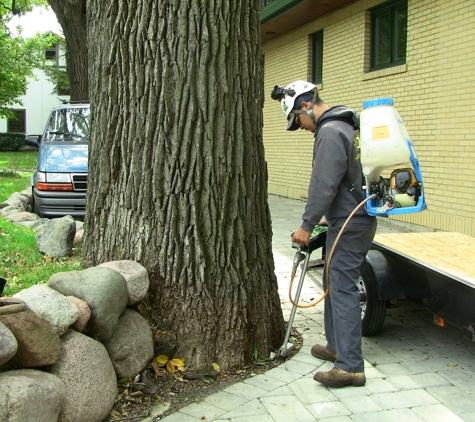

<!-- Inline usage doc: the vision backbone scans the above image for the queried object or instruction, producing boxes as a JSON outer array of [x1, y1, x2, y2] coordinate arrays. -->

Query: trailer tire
[[358, 260, 387, 336]]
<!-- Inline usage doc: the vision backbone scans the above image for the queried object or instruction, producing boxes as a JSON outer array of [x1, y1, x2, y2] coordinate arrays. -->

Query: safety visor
[[286, 112, 300, 131]]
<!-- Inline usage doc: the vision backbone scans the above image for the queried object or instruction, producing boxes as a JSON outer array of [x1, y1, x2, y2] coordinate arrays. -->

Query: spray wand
[[280, 194, 376, 356]]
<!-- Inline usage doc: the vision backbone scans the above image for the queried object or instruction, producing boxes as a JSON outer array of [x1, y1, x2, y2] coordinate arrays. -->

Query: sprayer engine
[[367, 168, 422, 211]]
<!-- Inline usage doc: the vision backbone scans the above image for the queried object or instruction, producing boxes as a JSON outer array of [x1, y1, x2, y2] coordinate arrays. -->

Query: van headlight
[[36, 172, 73, 191]]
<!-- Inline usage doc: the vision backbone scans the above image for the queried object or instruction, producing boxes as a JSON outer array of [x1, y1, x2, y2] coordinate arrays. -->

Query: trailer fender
[[364, 250, 405, 300]]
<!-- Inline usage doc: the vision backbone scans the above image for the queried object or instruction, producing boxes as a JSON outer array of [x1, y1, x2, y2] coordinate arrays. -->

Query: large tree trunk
[[83, 0, 285, 371], [48, 0, 88, 101]]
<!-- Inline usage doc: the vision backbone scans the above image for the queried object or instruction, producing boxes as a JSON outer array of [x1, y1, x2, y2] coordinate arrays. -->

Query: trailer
[[359, 231, 475, 340], [280, 229, 475, 356]]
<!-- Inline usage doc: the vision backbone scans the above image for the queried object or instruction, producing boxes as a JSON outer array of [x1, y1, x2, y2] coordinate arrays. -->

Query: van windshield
[[45, 107, 90, 142]]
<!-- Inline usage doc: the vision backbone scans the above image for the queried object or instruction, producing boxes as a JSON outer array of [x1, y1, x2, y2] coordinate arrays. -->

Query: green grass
[[0, 171, 31, 203], [0, 151, 38, 172], [0, 154, 83, 296], [0, 220, 82, 296]]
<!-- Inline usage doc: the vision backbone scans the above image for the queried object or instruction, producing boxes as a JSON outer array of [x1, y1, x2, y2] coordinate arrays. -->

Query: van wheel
[[358, 260, 387, 336]]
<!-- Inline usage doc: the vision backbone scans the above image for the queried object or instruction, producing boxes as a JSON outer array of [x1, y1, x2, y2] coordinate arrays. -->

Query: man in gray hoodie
[[271, 80, 376, 387]]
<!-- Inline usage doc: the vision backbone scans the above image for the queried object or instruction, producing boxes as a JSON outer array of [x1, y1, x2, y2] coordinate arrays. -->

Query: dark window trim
[[370, 0, 407, 71], [7, 109, 26, 133], [310, 30, 323, 84]]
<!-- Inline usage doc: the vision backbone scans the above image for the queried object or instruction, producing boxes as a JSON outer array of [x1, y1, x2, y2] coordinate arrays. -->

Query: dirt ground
[[106, 332, 303, 421]]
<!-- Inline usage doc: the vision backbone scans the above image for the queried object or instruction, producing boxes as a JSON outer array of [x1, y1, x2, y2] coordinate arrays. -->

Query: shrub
[[0, 133, 26, 152]]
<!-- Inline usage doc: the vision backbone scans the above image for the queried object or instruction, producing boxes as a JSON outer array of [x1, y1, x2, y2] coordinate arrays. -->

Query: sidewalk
[[158, 194, 475, 422]]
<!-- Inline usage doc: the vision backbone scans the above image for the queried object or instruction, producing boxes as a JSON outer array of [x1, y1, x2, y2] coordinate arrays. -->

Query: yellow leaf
[[170, 358, 185, 371], [212, 363, 221, 373], [166, 360, 176, 373], [155, 355, 169, 366]]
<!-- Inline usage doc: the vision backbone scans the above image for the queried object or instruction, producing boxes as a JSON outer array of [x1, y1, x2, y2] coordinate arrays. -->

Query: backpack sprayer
[[279, 98, 427, 356], [360, 98, 426, 216]]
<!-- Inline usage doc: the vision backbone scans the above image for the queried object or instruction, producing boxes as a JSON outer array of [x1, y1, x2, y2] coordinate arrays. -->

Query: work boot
[[311, 344, 336, 362], [313, 368, 366, 387]]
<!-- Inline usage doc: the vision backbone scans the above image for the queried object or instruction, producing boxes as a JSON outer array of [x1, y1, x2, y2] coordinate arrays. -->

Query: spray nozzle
[[293, 248, 305, 267]]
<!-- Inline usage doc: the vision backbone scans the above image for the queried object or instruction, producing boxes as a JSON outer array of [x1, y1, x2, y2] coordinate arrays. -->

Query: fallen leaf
[[212, 363, 221, 372], [151, 360, 162, 375], [156, 354, 169, 366], [170, 358, 185, 371], [166, 360, 176, 373]]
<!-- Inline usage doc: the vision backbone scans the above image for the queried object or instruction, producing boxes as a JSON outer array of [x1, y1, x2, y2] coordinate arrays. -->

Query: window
[[370, 0, 407, 70], [310, 30, 323, 84], [7, 110, 26, 133], [45, 43, 58, 61]]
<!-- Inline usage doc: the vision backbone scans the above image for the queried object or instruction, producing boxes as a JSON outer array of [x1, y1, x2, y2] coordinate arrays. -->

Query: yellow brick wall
[[262, 0, 475, 236]]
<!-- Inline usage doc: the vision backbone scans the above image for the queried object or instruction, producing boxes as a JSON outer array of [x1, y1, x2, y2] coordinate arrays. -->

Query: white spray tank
[[359, 98, 427, 216]]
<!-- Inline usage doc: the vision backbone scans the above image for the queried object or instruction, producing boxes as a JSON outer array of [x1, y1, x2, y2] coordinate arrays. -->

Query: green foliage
[[43, 63, 70, 96], [0, 1, 48, 21], [0, 26, 56, 118], [0, 133, 26, 151]]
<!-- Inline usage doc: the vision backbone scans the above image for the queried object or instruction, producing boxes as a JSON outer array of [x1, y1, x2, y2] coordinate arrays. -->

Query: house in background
[[0, 37, 70, 135], [261, 0, 475, 237]]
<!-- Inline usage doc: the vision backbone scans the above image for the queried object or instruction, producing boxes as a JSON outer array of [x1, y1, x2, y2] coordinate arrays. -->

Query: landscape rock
[[0, 320, 18, 366], [30, 217, 50, 231], [73, 228, 84, 246], [3, 193, 29, 211], [103, 308, 154, 378], [5, 211, 39, 223], [0, 204, 23, 216], [47, 329, 117, 422], [35, 215, 76, 257], [14, 285, 80, 336], [48, 267, 129, 341], [0, 369, 66, 422], [0, 306, 61, 367], [16, 219, 42, 228], [19, 188, 32, 199], [67, 295, 91, 332], [98, 260, 149, 305]]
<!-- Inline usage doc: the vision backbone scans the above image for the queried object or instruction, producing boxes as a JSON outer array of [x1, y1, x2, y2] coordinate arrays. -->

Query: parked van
[[25, 102, 90, 218]]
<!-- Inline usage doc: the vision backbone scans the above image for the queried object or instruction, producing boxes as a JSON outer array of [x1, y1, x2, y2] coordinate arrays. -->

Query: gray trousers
[[323, 216, 377, 373]]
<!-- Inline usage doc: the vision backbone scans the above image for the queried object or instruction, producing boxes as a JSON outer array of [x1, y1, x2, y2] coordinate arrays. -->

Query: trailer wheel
[[358, 260, 387, 336]]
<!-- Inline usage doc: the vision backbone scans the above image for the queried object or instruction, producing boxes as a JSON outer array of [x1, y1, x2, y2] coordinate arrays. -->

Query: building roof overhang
[[260, 0, 356, 44]]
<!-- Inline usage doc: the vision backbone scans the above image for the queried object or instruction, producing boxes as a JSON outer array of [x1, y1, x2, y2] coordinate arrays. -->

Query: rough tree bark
[[83, 0, 285, 370], [48, 0, 88, 101]]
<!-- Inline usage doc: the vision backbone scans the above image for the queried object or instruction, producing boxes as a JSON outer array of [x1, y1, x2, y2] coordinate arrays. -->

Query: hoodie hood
[[317, 105, 359, 131]]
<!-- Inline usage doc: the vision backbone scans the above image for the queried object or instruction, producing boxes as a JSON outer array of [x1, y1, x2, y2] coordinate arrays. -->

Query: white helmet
[[271, 80, 316, 131]]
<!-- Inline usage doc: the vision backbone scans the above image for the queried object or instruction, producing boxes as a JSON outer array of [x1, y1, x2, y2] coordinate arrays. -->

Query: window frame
[[7, 109, 26, 133], [45, 43, 59, 63], [310, 30, 323, 84], [370, 0, 407, 71]]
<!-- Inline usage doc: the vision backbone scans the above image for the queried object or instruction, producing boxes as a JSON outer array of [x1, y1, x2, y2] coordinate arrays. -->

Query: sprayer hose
[[288, 194, 377, 309]]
